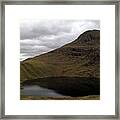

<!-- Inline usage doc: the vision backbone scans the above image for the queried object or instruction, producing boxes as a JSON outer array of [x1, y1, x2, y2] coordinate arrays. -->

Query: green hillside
[[20, 30, 100, 99], [20, 30, 100, 82]]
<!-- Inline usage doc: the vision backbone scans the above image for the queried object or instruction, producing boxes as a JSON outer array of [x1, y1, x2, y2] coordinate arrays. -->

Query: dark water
[[21, 85, 65, 96], [21, 77, 100, 97]]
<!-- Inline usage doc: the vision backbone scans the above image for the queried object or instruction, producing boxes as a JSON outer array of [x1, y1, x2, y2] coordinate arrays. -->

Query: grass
[[20, 95, 100, 100]]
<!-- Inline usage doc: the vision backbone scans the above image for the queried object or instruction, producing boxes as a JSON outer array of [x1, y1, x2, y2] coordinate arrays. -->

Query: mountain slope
[[20, 30, 100, 82]]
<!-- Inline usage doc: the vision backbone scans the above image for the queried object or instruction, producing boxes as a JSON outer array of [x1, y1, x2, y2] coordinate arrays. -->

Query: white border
[[5, 5, 115, 115]]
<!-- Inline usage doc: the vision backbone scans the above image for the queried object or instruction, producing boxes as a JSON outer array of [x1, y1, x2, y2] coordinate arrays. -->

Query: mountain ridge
[[20, 30, 100, 82]]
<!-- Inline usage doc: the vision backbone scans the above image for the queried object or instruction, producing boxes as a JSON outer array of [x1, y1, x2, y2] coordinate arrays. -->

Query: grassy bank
[[21, 95, 100, 100]]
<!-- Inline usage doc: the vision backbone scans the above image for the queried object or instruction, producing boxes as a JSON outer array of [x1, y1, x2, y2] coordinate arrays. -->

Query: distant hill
[[20, 30, 100, 82]]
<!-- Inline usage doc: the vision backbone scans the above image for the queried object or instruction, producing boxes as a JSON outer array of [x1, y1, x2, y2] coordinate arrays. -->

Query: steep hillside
[[20, 30, 100, 82]]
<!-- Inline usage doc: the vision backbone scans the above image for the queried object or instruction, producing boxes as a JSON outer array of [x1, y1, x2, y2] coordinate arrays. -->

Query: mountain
[[20, 30, 100, 82]]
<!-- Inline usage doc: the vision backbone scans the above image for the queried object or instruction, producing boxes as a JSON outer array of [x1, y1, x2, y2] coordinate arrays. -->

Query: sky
[[20, 20, 100, 61]]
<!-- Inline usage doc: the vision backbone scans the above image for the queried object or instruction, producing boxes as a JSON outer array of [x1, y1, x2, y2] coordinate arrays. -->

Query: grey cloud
[[20, 20, 73, 40]]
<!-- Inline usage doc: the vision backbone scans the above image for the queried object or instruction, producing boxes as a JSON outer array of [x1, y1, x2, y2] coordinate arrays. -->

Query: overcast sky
[[20, 20, 100, 61]]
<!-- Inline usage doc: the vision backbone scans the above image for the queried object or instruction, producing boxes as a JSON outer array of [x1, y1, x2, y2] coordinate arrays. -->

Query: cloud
[[20, 20, 100, 61], [20, 20, 73, 40]]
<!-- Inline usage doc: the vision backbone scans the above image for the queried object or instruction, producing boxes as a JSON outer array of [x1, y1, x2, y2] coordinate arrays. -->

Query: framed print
[[0, 0, 119, 119]]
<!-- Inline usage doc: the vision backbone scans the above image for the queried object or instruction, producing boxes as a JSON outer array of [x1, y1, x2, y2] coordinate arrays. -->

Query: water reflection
[[21, 85, 65, 96]]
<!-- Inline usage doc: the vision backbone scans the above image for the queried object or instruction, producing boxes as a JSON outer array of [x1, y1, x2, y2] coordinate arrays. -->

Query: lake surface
[[21, 85, 65, 97], [21, 77, 100, 97]]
